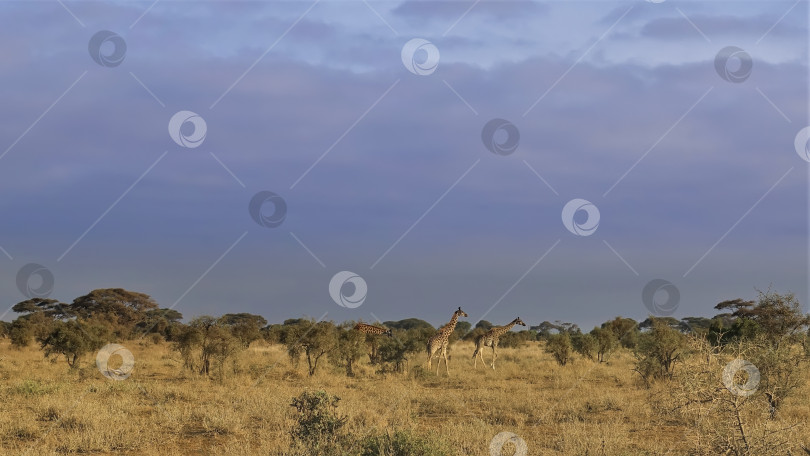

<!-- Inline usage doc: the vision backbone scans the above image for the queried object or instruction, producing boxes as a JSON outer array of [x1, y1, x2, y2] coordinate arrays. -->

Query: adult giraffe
[[353, 322, 392, 364], [472, 317, 526, 369], [426, 307, 468, 375]]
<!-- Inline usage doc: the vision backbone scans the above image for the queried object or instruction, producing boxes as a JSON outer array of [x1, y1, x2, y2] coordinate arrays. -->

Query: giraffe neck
[[495, 320, 518, 336], [443, 314, 460, 334]]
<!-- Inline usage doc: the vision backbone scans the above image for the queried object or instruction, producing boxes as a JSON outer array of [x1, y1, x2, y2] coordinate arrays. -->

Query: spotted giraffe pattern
[[353, 322, 393, 337], [426, 307, 468, 375], [472, 317, 526, 370]]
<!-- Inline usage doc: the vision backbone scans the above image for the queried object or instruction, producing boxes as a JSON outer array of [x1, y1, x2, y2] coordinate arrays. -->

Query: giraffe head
[[385, 328, 393, 337], [513, 317, 526, 327], [454, 307, 468, 319]]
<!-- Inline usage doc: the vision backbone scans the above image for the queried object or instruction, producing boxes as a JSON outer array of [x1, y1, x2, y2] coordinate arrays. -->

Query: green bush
[[545, 333, 572, 366], [358, 430, 452, 456], [289, 390, 348, 455]]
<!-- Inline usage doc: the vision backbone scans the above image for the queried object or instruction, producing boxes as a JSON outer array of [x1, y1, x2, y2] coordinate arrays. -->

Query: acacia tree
[[715, 290, 810, 348], [39, 321, 108, 367], [634, 317, 687, 383], [283, 320, 338, 376], [545, 332, 572, 366], [331, 325, 366, 377], [68, 288, 159, 337], [219, 313, 267, 348], [173, 316, 242, 378], [590, 326, 617, 362]]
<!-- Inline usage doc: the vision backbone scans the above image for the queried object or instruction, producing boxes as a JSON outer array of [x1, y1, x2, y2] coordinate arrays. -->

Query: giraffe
[[472, 317, 526, 370], [353, 322, 392, 364], [353, 322, 393, 337], [426, 307, 468, 375]]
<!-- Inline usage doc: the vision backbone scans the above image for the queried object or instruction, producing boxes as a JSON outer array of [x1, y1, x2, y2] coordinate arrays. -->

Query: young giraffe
[[426, 307, 468, 375], [472, 317, 526, 370]]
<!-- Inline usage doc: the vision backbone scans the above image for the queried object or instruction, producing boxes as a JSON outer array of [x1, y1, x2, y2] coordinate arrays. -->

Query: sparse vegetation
[[0, 287, 807, 454]]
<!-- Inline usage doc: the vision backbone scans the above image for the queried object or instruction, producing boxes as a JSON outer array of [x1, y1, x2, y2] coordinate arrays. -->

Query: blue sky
[[1, 0, 808, 330]]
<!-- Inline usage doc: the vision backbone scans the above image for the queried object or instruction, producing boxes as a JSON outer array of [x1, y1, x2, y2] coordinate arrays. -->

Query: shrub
[[358, 430, 452, 456], [633, 317, 687, 384], [289, 390, 347, 455], [545, 333, 572, 366]]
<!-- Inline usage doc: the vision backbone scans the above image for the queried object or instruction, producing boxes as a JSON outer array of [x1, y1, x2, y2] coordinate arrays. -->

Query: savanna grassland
[[1, 337, 808, 456]]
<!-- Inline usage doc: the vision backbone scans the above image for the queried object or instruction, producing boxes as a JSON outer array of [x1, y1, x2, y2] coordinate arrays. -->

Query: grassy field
[[0, 338, 807, 455]]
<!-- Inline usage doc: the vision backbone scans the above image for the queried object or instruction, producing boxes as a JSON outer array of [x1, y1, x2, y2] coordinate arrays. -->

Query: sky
[[0, 0, 808, 330]]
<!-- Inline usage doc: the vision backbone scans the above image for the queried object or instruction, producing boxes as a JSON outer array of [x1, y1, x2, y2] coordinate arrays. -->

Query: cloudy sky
[[0, 0, 807, 330]]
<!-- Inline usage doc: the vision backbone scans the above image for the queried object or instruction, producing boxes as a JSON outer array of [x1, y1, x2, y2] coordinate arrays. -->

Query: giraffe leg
[[491, 344, 497, 370], [443, 346, 450, 375]]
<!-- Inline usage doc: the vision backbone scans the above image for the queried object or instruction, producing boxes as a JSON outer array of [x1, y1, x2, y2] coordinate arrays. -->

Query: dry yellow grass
[[0, 338, 807, 455]]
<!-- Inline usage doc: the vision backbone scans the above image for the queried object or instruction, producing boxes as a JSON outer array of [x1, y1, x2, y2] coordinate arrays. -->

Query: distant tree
[[633, 317, 687, 383], [39, 320, 107, 367], [12, 298, 69, 319], [475, 320, 494, 331], [545, 332, 572, 366], [220, 313, 267, 348], [134, 308, 183, 340], [383, 319, 434, 331], [452, 321, 472, 340], [173, 316, 242, 378], [531, 321, 558, 338], [590, 326, 618, 362], [680, 316, 713, 335], [68, 288, 159, 337], [571, 332, 596, 361], [9, 311, 55, 347], [601, 316, 638, 348], [282, 320, 338, 376], [331, 325, 366, 377], [714, 290, 810, 349], [377, 328, 429, 373], [639, 316, 681, 331]]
